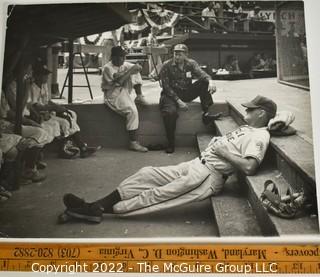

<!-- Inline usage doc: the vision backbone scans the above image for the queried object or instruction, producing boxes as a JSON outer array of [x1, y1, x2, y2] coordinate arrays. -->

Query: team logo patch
[[256, 141, 264, 152]]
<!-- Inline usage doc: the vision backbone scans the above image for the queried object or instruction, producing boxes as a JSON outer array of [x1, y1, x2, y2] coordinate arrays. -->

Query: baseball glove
[[260, 180, 305, 219]]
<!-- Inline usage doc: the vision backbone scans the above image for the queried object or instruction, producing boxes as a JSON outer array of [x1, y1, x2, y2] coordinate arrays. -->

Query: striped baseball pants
[[113, 158, 225, 216]]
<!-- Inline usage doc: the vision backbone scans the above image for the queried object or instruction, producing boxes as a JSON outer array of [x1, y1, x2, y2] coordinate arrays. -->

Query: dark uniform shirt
[[160, 58, 211, 101]]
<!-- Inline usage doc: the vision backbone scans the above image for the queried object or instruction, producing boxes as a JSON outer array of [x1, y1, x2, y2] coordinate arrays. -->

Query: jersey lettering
[[226, 127, 246, 142], [201, 126, 270, 175]]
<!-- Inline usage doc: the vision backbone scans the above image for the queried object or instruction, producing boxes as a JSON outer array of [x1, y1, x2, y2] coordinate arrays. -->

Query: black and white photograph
[[0, 0, 319, 239]]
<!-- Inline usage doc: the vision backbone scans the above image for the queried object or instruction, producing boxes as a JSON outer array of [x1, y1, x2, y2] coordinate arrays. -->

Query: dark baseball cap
[[33, 63, 51, 76], [241, 95, 277, 119], [111, 46, 127, 57]]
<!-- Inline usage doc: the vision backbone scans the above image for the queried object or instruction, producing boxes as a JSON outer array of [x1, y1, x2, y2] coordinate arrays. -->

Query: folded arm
[[112, 65, 141, 86], [213, 141, 260, 175]]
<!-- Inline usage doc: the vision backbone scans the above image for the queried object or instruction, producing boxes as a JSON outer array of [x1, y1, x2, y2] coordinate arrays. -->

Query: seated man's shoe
[[0, 231, 9, 238], [0, 186, 12, 199], [37, 161, 47, 170], [66, 203, 103, 223], [22, 169, 46, 183], [165, 145, 175, 154], [147, 144, 165, 151], [202, 112, 223, 125], [134, 95, 148, 106], [129, 141, 148, 152], [0, 195, 9, 202], [80, 145, 101, 158], [18, 178, 33, 187]]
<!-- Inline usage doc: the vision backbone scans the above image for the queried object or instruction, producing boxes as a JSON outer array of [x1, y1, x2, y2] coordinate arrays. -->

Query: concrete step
[[212, 175, 263, 236], [228, 101, 317, 208], [212, 115, 318, 236], [197, 132, 262, 237]]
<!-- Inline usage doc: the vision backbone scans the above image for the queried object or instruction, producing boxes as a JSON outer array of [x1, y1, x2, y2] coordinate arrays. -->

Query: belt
[[198, 156, 229, 181], [199, 156, 206, 165]]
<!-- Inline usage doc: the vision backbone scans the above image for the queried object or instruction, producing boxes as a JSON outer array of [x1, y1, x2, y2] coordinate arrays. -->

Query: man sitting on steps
[[60, 95, 277, 223], [101, 46, 148, 152]]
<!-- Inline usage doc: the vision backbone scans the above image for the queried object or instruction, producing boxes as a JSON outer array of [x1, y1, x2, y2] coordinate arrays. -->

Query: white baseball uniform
[[6, 80, 60, 139], [113, 125, 270, 216], [0, 93, 54, 146], [101, 61, 142, 131], [29, 83, 80, 137]]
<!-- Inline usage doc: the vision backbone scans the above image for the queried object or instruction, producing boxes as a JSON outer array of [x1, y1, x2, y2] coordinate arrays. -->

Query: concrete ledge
[[66, 101, 228, 147]]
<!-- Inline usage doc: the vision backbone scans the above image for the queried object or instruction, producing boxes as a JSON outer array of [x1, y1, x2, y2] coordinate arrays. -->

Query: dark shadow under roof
[[6, 3, 132, 45]]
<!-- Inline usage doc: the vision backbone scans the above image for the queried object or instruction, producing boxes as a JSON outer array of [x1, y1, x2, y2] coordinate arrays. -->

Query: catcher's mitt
[[260, 180, 305, 219]]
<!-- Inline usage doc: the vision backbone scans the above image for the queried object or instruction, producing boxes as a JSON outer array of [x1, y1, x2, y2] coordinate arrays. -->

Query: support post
[[46, 46, 53, 98], [51, 43, 61, 99], [14, 58, 24, 135], [67, 38, 74, 104]]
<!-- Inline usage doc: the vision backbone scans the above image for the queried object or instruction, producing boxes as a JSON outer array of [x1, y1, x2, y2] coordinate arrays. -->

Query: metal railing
[[175, 13, 275, 34]]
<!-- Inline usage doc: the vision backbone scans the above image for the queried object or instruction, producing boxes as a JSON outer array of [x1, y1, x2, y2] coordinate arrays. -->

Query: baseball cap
[[173, 44, 188, 53], [33, 62, 52, 76], [254, 5, 261, 10], [111, 46, 127, 57], [241, 95, 277, 119]]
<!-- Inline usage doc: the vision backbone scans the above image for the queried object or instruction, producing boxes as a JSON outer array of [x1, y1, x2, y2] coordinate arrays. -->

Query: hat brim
[[43, 69, 52, 74], [241, 102, 260, 109], [34, 69, 51, 75], [112, 52, 126, 57]]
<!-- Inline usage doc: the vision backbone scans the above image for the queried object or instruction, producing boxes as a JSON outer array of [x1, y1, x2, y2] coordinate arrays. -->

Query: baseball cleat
[[57, 211, 74, 224]]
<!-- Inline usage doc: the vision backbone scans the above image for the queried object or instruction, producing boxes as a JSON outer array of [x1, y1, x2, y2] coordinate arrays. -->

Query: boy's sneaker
[[37, 161, 47, 170], [18, 178, 33, 186], [0, 195, 9, 202], [0, 186, 12, 198], [22, 169, 46, 183], [129, 141, 148, 152], [0, 231, 9, 238], [80, 146, 101, 158], [134, 95, 148, 106]]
